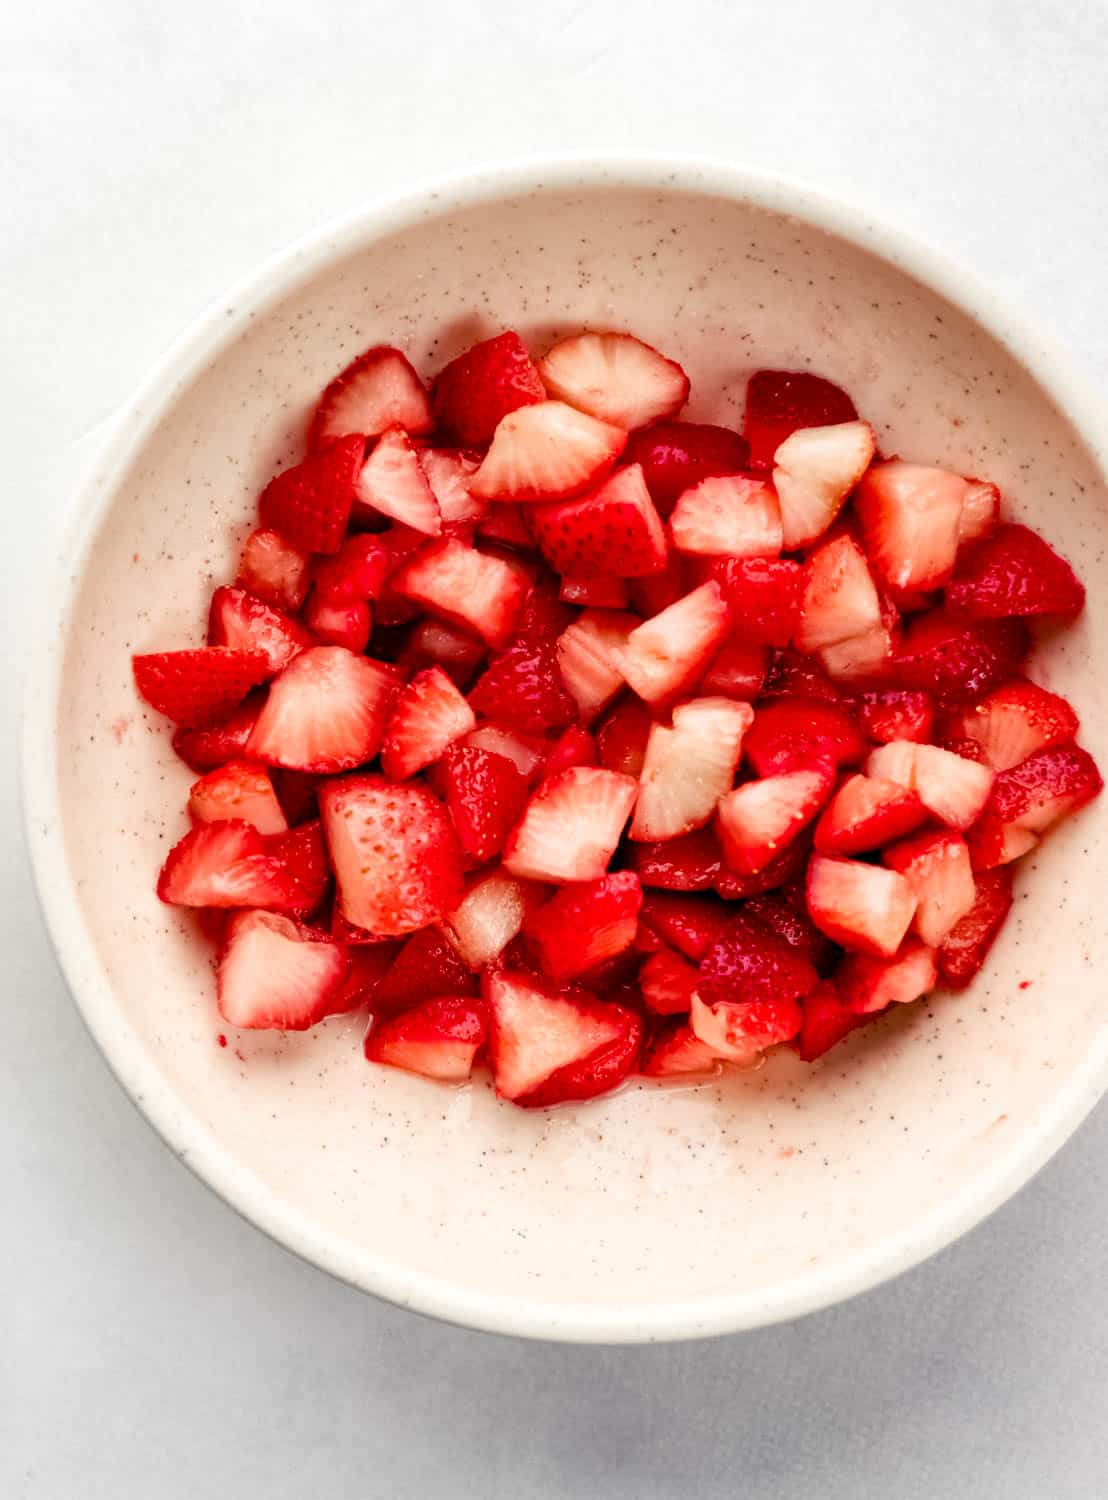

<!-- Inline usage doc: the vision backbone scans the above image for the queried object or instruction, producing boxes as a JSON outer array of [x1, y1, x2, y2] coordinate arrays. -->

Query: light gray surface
[[4, 1, 1107, 1493]]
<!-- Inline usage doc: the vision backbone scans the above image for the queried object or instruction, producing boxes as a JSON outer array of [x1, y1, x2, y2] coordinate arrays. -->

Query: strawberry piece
[[696, 909, 818, 1009], [631, 698, 753, 841], [303, 593, 371, 653], [432, 331, 546, 448], [502, 766, 638, 883], [559, 573, 629, 608], [958, 479, 1001, 544], [669, 474, 782, 557], [772, 421, 876, 548], [530, 464, 667, 577], [946, 523, 1085, 620], [217, 911, 349, 1030], [640, 1020, 722, 1076], [614, 582, 730, 705], [357, 426, 441, 536], [258, 434, 363, 554], [807, 856, 917, 958], [265, 821, 331, 914], [700, 639, 767, 701], [703, 555, 803, 647], [949, 680, 1080, 771], [476, 505, 537, 550], [741, 891, 834, 970], [882, 829, 976, 947], [818, 625, 895, 685], [543, 725, 597, 776], [373, 927, 477, 1013], [744, 696, 866, 776], [133, 647, 270, 728], [365, 996, 488, 1082], [524, 871, 643, 982], [639, 949, 700, 1015], [866, 741, 994, 829], [188, 760, 288, 835], [623, 422, 750, 513], [439, 744, 529, 863], [638, 891, 731, 960], [157, 820, 321, 913], [417, 448, 486, 527], [270, 768, 321, 826], [894, 612, 1030, 704], [392, 537, 530, 649], [309, 345, 432, 450], [333, 942, 400, 1010], [838, 938, 938, 1015], [794, 535, 883, 655], [795, 982, 867, 1062], [172, 694, 263, 773], [968, 743, 1103, 867], [629, 828, 724, 891], [627, 550, 688, 616], [370, 524, 428, 626], [469, 633, 577, 735], [761, 650, 842, 703], [443, 868, 541, 969], [556, 609, 637, 721], [208, 586, 313, 676], [312, 534, 391, 603], [936, 868, 1014, 989], [399, 618, 487, 689], [596, 696, 653, 777], [854, 688, 934, 744], [689, 992, 803, 1064], [320, 774, 465, 937], [236, 528, 311, 613], [813, 773, 926, 855], [716, 762, 834, 875], [715, 834, 813, 899], [484, 968, 641, 1106], [743, 370, 858, 469], [538, 331, 690, 430], [464, 723, 548, 781], [380, 666, 476, 780], [470, 401, 627, 503], [247, 646, 398, 772], [855, 461, 970, 595]]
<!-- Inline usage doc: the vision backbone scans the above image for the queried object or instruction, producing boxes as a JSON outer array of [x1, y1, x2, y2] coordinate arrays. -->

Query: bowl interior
[[44, 168, 1108, 1338]]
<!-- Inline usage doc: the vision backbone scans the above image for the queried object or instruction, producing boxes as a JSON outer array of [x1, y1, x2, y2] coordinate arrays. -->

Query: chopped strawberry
[[818, 625, 896, 685], [556, 609, 637, 721], [542, 725, 597, 776], [638, 891, 731, 960], [741, 890, 834, 970], [715, 832, 813, 899], [524, 871, 643, 982], [258, 434, 363, 554], [716, 762, 833, 875], [188, 760, 288, 836], [432, 331, 546, 447], [744, 696, 866, 776], [813, 773, 926, 855], [623, 422, 751, 513], [700, 555, 802, 647], [308, 345, 433, 450], [806, 856, 917, 958], [761, 650, 842, 703], [794, 534, 883, 656], [596, 696, 653, 778], [372, 524, 430, 626], [854, 688, 934, 744], [247, 646, 398, 772], [443, 868, 541, 969], [399, 618, 488, 689], [838, 938, 937, 1015], [743, 370, 858, 469], [614, 582, 730, 705], [464, 724, 548, 780], [357, 426, 441, 536], [947, 523, 1085, 619], [312, 534, 391, 602], [894, 612, 1030, 704], [217, 911, 349, 1030], [373, 926, 477, 1013], [470, 401, 626, 503], [855, 461, 970, 594], [640, 1020, 722, 1076], [559, 572, 629, 608], [133, 647, 271, 728], [208, 586, 313, 676], [866, 741, 994, 829], [270, 768, 321, 826], [669, 474, 783, 557], [157, 819, 322, 913], [882, 829, 976, 947], [319, 774, 465, 937], [968, 743, 1103, 867], [172, 693, 264, 773], [303, 593, 371, 653], [530, 464, 667, 577], [266, 820, 331, 913], [772, 421, 876, 548], [468, 631, 577, 736], [629, 827, 724, 891], [380, 666, 476, 780], [333, 942, 400, 1010], [502, 766, 638, 883], [696, 909, 818, 1009], [438, 743, 529, 862], [689, 992, 803, 1064], [365, 996, 488, 1082], [958, 479, 1001, 544], [236, 528, 311, 614], [627, 550, 688, 615], [700, 639, 767, 701], [795, 982, 867, 1061], [949, 679, 1079, 771], [639, 949, 699, 1015], [936, 868, 1015, 988], [417, 447, 486, 527], [392, 537, 530, 650], [965, 821, 1040, 870], [476, 505, 537, 550], [538, 331, 690, 430], [631, 697, 753, 841]]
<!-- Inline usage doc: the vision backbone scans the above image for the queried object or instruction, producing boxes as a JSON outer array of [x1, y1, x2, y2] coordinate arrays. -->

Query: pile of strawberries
[[133, 326, 1102, 1108]]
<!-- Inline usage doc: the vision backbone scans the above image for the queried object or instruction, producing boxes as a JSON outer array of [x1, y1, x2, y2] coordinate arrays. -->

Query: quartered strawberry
[[669, 474, 783, 558], [629, 827, 724, 891], [217, 911, 350, 1030], [935, 868, 1015, 989], [894, 612, 1030, 704], [813, 773, 926, 855], [542, 725, 597, 776], [417, 447, 486, 528], [968, 743, 1103, 867], [370, 524, 429, 626], [476, 504, 537, 550], [443, 867, 541, 970], [855, 461, 970, 595], [946, 523, 1085, 620], [380, 666, 476, 780], [432, 331, 546, 448], [133, 647, 271, 728], [559, 572, 629, 608], [639, 948, 700, 1015], [172, 693, 264, 773], [188, 760, 288, 836], [806, 855, 917, 958], [744, 696, 866, 776], [743, 369, 858, 469], [373, 926, 477, 1013], [715, 832, 814, 899], [640, 1019, 722, 1076], [761, 649, 842, 703], [308, 345, 433, 450], [613, 582, 730, 706], [247, 646, 399, 772], [794, 534, 883, 659], [356, 426, 441, 536], [470, 401, 627, 503], [464, 723, 548, 781], [715, 761, 834, 875], [702, 555, 803, 647], [502, 766, 638, 883], [795, 982, 867, 1062], [631, 697, 752, 841], [958, 479, 1001, 544], [853, 688, 934, 745], [399, 618, 488, 689], [320, 774, 465, 937], [303, 593, 371, 653], [700, 639, 767, 701], [538, 331, 690, 430], [484, 968, 642, 1106], [696, 909, 818, 1009], [741, 891, 834, 971], [270, 768, 321, 826], [208, 586, 313, 676], [524, 871, 643, 982], [332, 942, 400, 1011], [391, 537, 530, 650], [438, 743, 529, 863], [689, 991, 803, 1064], [949, 679, 1080, 771], [157, 819, 322, 913], [838, 939, 937, 1015], [622, 422, 751, 513], [365, 996, 488, 1082], [596, 695, 653, 778], [530, 464, 667, 577], [627, 550, 688, 616], [469, 631, 577, 735], [263, 820, 331, 913], [236, 527, 312, 613], [772, 421, 876, 548], [556, 609, 637, 721], [867, 741, 994, 829], [638, 891, 732, 960], [258, 433, 364, 554], [882, 829, 977, 947]]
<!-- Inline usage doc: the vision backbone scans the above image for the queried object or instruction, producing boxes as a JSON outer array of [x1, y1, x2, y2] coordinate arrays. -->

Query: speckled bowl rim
[[22, 152, 1108, 1343]]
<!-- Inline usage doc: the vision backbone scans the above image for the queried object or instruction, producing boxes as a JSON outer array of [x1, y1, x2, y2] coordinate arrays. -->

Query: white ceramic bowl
[[24, 155, 1108, 1343]]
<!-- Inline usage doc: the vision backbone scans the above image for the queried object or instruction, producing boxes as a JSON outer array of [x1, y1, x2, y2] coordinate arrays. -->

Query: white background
[[4, 2, 1108, 1494]]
